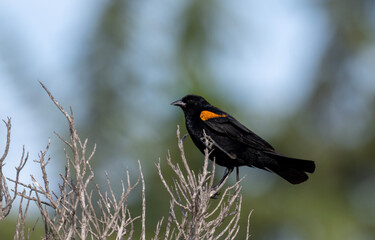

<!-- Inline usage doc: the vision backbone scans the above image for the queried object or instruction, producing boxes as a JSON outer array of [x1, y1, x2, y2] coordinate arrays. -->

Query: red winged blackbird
[[171, 94, 315, 185]]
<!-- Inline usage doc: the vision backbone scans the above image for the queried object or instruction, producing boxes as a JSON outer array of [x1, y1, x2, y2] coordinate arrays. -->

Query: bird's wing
[[203, 115, 275, 151]]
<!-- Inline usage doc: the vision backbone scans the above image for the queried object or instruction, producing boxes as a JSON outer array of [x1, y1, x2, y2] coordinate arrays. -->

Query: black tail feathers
[[265, 153, 315, 184], [267, 166, 309, 184]]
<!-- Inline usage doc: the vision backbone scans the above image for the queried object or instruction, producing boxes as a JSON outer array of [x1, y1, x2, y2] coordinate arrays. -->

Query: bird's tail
[[265, 153, 315, 184]]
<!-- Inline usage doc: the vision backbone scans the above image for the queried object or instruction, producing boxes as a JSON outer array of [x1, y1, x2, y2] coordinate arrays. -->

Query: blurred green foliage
[[1, 0, 375, 239]]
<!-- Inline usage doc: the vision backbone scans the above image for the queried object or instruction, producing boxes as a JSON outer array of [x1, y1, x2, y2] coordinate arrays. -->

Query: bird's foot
[[180, 133, 188, 144], [210, 190, 220, 199]]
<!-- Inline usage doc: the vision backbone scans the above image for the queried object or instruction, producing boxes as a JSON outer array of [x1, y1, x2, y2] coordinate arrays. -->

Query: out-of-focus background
[[1, 0, 375, 239]]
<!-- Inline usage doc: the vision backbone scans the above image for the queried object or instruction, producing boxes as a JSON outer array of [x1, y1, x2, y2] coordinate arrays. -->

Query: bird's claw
[[180, 133, 188, 144], [210, 190, 220, 199]]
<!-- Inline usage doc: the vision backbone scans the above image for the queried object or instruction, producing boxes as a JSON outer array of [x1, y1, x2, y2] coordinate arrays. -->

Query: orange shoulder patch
[[200, 110, 227, 121]]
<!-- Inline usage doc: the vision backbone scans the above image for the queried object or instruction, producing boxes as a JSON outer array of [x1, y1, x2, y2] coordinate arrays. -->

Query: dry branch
[[156, 126, 251, 239], [1, 82, 252, 239], [0, 118, 29, 221], [7, 82, 146, 240]]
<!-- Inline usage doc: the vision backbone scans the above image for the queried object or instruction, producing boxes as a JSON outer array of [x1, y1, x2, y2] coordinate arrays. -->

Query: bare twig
[[0, 117, 12, 219], [139, 160, 146, 240], [245, 210, 253, 240], [1, 118, 29, 221]]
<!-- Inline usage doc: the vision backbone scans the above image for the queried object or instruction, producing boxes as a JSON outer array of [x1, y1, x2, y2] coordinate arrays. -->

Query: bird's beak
[[171, 99, 186, 107]]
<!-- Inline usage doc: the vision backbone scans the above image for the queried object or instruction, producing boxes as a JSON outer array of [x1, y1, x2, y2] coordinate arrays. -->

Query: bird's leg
[[234, 166, 240, 212], [236, 167, 239, 182], [213, 168, 233, 189], [211, 167, 233, 199]]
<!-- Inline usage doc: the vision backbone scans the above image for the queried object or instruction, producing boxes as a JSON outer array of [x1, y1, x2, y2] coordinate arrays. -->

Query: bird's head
[[171, 94, 211, 114]]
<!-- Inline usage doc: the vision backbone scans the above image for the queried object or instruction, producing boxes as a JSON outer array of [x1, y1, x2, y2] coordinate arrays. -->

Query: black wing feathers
[[203, 114, 275, 151], [203, 113, 315, 184]]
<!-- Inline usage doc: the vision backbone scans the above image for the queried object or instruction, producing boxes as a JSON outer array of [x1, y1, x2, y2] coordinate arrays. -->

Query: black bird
[[171, 94, 315, 187]]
